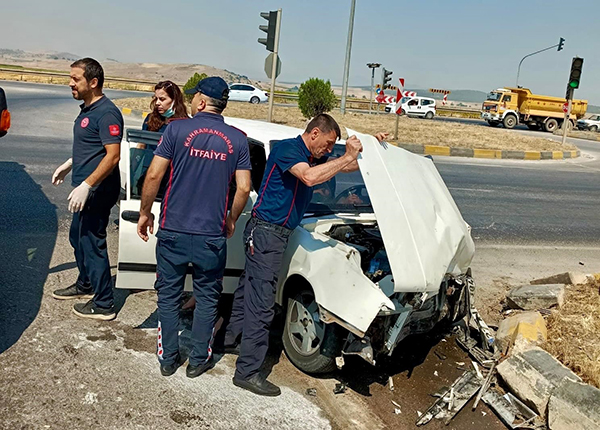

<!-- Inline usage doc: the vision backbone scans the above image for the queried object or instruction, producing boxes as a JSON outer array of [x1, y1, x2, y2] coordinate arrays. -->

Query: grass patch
[[112, 97, 576, 152], [553, 129, 600, 142], [545, 279, 600, 388]]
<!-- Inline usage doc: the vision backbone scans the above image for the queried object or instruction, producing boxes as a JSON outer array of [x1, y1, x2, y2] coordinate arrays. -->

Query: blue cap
[[184, 76, 229, 100]]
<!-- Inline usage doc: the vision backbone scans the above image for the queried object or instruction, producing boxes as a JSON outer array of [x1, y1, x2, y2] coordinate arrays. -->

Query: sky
[[4, 0, 600, 103]]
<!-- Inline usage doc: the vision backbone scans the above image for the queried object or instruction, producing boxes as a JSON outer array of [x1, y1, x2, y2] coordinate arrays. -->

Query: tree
[[183, 72, 208, 102], [297, 78, 336, 119]]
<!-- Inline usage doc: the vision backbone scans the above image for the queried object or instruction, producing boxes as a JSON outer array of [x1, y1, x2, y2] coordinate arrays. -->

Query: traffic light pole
[[340, 0, 356, 115], [516, 42, 562, 87], [369, 68, 375, 114], [267, 9, 282, 123], [562, 88, 573, 146]]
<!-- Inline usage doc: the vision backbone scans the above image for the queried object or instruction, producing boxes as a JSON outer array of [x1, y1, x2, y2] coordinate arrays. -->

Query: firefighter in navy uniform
[[137, 77, 252, 378], [223, 114, 368, 396], [51, 58, 123, 321]]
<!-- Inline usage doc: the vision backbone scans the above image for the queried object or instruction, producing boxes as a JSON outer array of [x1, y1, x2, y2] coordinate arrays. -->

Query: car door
[[238, 85, 255, 102], [405, 98, 420, 116], [115, 130, 266, 294], [228, 84, 243, 102]]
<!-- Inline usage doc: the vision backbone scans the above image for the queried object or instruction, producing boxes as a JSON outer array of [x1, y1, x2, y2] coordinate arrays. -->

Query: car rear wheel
[[425, 111, 434, 119], [591, 125, 598, 132], [544, 118, 559, 133], [283, 288, 341, 374], [250, 96, 260, 104]]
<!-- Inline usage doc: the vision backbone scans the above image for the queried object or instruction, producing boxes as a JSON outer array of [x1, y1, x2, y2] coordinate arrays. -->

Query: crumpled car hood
[[348, 128, 475, 293]]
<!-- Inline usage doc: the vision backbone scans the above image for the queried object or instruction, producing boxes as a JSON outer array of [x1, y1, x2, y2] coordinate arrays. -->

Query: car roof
[[229, 83, 256, 87]]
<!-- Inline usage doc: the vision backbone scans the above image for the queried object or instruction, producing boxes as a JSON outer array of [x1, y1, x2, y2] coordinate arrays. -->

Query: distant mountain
[[0, 48, 80, 62]]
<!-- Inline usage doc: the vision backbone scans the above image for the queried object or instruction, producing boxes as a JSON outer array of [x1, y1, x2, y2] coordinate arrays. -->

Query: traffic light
[[568, 57, 584, 89], [258, 11, 277, 52], [382, 68, 393, 89], [557, 37, 565, 51]]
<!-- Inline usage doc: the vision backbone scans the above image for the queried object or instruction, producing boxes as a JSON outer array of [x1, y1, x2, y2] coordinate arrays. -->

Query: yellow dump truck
[[481, 87, 587, 132]]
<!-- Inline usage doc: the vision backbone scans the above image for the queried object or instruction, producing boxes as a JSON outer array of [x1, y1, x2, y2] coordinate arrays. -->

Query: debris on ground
[[434, 350, 447, 360], [335, 356, 345, 370], [506, 284, 565, 310], [496, 347, 581, 416], [416, 371, 481, 426], [391, 400, 401, 415], [388, 376, 394, 391], [433, 371, 439, 377], [305, 388, 317, 397], [473, 361, 497, 410], [495, 311, 547, 354], [472, 361, 483, 379], [333, 383, 347, 395], [482, 389, 538, 429]]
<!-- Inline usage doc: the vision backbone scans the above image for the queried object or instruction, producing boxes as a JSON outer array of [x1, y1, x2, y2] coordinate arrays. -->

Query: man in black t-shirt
[[51, 58, 123, 321]]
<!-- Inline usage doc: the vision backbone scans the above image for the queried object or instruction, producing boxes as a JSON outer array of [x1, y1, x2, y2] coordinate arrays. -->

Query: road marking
[[449, 187, 494, 193], [424, 145, 450, 156], [476, 244, 600, 251], [473, 149, 502, 159]]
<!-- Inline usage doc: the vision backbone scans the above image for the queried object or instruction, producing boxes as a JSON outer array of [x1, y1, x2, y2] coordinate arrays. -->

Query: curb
[[119, 107, 150, 120], [396, 143, 580, 160]]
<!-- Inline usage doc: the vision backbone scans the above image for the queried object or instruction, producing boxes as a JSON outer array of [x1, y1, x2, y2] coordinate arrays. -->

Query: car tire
[[282, 287, 341, 374], [250, 96, 260, 104], [400, 109, 406, 116], [591, 125, 598, 132], [544, 118, 559, 133], [425, 111, 434, 119], [503, 114, 517, 129]]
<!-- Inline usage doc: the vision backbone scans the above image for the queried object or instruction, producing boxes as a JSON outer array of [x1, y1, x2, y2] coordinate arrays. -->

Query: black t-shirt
[[72, 96, 123, 187]]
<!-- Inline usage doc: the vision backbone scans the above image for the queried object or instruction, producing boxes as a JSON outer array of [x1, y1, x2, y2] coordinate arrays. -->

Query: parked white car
[[117, 119, 475, 373], [387, 96, 437, 119], [577, 114, 600, 132], [228, 83, 268, 104]]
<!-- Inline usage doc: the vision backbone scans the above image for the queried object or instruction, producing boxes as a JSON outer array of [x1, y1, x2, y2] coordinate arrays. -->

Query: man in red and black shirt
[[51, 58, 123, 321]]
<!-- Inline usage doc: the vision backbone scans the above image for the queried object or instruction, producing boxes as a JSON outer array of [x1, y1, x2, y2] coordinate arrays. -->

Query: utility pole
[[367, 63, 381, 114], [340, 0, 356, 115], [516, 37, 565, 87]]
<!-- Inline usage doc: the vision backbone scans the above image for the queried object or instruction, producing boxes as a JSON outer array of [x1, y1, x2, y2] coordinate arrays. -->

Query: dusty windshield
[[486, 92, 502, 102], [306, 144, 372, 216]]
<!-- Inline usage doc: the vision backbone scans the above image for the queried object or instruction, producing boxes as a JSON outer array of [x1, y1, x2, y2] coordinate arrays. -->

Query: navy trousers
[[69, 181, 119, 309], [155, 229, 226, 367], [225, 218, 291, 380]]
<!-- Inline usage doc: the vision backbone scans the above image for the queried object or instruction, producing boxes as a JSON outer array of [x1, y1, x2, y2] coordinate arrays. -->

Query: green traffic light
[[569, 81, 578, 88]]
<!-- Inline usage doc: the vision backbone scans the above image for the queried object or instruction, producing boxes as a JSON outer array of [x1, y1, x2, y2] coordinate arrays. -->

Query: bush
[[297, 78, 336, 119], [183, 72, 208, 102]]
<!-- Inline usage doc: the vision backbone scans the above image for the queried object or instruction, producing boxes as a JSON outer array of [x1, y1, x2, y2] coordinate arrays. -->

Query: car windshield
[[486, 92, 502, 101], [305, 144, 372, 216]]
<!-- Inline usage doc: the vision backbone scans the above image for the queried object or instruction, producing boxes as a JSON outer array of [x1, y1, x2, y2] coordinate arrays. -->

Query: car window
[[502, 95, 512, 103], [421, 99, 433, 106], [230, 85, 242, 90], [408, 99, 418, 106], [240, 85, 255, 91]]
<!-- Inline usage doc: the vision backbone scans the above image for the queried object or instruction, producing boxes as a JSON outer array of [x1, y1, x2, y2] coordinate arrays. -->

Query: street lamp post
[[340, 0, 356, 115], [367, 63, 381, 114]]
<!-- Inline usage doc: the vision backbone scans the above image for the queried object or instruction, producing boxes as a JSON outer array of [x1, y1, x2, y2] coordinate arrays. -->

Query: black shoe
[[223, 343, 240, 355], [233, 374, 281, 397], [186, 357, 215, 378], [161, 354, 185, 377], [52, 283, 94, 300], [72, 300, 116, 321]]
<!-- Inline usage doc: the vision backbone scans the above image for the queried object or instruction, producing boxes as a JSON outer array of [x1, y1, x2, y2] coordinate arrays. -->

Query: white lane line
[[449, 187, 495, 193], [476, 244, 600, 251]]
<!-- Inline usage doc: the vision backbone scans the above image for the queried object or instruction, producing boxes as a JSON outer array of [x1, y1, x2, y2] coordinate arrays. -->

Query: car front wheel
[[250, 96, 260, 104], [282, 288, 341, 374], [425, 111, 434, 119]]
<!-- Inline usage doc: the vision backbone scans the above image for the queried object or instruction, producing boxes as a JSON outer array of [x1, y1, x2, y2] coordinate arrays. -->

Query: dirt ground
[[113, 97, 576, 152]]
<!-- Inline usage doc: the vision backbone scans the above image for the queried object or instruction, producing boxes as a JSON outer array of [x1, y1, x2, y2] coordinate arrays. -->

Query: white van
[[386, 96, 437, 119]]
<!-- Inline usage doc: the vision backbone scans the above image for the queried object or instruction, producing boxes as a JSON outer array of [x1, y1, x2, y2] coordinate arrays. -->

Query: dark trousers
[[155, 229, 227, 366], [69, 182, 119, 309], [225, 218, 291, 380]]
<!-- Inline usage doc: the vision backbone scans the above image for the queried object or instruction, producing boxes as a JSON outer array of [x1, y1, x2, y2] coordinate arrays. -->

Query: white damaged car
[[117, 119, 475, 373]]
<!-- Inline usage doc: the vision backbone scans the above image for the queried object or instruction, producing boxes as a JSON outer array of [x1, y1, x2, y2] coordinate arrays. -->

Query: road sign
[[562, 102, 568, 113], [264, 53, 281, 79], [395, 78, 405, 114]]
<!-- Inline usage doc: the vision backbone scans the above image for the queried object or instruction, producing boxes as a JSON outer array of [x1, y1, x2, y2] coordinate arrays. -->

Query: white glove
[[68, 181, 92, 213], [52, 159, 73, 185]]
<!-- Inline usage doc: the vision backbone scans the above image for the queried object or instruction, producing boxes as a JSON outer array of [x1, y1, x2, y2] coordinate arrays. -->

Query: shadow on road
[[0, 162, 57, 354]]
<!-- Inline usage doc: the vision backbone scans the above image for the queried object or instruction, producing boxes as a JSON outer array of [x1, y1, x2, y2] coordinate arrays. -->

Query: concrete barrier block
[[497, 347, 581, 416], [548, 379, 600, 430], [531, 272, 588, 286], [496, 311, 547, 353], [507, 284, 565, 310]]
